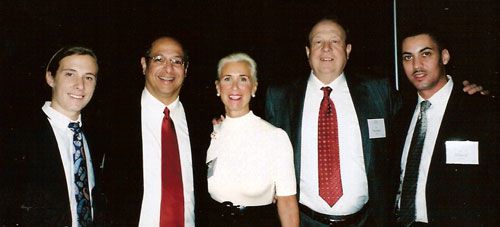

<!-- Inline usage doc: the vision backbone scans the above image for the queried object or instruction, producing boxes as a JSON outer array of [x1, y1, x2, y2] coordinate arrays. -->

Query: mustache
[[412, 69, 426, 75]]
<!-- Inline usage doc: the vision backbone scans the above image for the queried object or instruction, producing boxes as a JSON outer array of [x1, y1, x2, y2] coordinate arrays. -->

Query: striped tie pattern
[[399, 100, 431, 225]]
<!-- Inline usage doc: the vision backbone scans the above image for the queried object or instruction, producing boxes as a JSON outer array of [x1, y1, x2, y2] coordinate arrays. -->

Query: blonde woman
[[206, 53, 299, 227]]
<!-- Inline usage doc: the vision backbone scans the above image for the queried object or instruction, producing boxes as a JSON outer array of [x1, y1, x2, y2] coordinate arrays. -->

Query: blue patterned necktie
[[399, 100, 431, 226], [68, 122, 92, 226]]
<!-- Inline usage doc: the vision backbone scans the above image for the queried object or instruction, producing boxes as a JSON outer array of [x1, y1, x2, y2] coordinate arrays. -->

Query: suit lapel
[[39, 111, 68, 196], [346, 75, 374, 172], [34, 111, 72, 224], [426, 85, 459, 191], [289, 78, 307, 179], [396, 94, 419, 158], [429, 84, 463, 177]]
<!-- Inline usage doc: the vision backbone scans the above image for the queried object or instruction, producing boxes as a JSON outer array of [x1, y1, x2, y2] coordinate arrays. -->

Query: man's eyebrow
[[61, 68, 96, 76], [418, 47, 433, 53], [401, 47, 433, 56], [60, 68, 77, 72]]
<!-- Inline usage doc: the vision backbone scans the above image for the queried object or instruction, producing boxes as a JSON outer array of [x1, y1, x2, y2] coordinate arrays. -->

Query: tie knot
[[420, 100, 431, 112], [163, 107, 171, 118], [321, 86, 332, 97], [68, 122, 81, 133]]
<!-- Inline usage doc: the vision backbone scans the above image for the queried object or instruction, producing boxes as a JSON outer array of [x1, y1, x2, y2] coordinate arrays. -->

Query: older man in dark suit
[[393, 27, 499, 226], [0, 46, 105, 226], [103, 36, 209, 227], [265, 16, 401, 226]]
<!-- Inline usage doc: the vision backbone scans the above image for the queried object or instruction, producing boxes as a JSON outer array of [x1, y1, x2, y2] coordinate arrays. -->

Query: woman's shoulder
[[253, 116, 288, 138]]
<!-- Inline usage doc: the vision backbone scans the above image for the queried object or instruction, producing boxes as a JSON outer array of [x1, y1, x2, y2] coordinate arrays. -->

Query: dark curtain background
[[1, 0, 497, 130]]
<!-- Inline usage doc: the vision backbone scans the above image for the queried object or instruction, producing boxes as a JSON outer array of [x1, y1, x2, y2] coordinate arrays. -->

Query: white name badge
[[367, 118, 386, 139], [445, 141, 479, 165]]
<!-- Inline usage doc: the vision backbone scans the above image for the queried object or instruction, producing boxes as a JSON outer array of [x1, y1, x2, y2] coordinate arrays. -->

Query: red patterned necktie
[[160, 107, 184, 227], [318, 86, 343, 207]]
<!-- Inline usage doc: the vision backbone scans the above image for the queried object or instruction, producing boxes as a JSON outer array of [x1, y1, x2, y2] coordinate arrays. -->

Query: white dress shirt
[[42, 101, 95, 227], [207, 111, 296, 206], [398, 76, 453, 223], [139, 88, 195, 227], [300, 72, 368, 215]]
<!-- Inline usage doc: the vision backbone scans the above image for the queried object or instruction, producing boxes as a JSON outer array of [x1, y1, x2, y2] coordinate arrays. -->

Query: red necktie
[[318, 87, 343, 207], [160, 107, 184, 227]]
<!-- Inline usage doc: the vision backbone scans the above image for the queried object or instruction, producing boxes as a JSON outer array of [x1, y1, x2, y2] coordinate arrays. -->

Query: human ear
[[441, 49, 450, 65], [46, 71, 55, 87], [140, 57, 147, 75]]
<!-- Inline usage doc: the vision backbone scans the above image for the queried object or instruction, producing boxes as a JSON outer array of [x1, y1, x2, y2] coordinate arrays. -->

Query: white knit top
[[207, 111, 296, 206]]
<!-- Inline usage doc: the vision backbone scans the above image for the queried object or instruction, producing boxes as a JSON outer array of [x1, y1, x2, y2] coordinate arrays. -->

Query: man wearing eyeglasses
[[103, 37, 209, 227]]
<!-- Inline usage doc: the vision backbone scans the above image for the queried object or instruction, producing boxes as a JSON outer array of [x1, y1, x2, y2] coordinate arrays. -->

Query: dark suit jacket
[[265, 74, 401, 226], [392, 82, 499, 226], [0, 109, 105, 226], [103, 92, 210, 226]]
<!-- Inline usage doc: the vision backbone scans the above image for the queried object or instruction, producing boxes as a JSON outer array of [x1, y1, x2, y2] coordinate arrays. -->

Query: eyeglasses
[[147, 55, 185, 67]]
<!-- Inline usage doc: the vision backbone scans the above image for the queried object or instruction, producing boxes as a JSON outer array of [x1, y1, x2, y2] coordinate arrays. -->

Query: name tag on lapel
[[367, 118, 386, 139], [445, 141, 479, 165]]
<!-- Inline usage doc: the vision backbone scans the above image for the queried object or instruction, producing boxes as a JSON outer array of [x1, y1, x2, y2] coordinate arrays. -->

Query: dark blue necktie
[[399, 100, 431, 226], [68, 122, 92, 226]]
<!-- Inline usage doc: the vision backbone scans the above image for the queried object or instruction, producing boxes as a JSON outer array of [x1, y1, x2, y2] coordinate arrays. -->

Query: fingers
[[480, 90, 491, 95], [466, 85, 480, 94], [462, 80, 476, 93], [462, 80, 488, 95], [211, 115, 225, 125], [463, 84, 490, 96]]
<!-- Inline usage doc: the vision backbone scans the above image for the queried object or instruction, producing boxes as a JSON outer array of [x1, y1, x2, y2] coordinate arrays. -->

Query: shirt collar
[[141, 88, 180, 114], [308, 71, 347, 91], [220, 111, 257, 131], [42, 101, 82, 129], [417, 75, 454, 108], [417, 75, 453, 112]]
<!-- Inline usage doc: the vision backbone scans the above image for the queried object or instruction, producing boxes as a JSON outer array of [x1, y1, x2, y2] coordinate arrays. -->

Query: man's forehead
[[402, 34, 437, 51], [310, 21, 346, 39], [151, 38, 184, 55]]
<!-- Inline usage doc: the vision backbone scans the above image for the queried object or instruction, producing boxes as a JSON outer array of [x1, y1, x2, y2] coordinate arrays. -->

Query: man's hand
[[463, 80, 490, 95], [211, 115, 225, 125]]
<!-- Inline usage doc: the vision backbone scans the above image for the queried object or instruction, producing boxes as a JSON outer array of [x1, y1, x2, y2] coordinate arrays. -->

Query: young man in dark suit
[[103, 36, 209, 226], [1, 46, 105, 226], [265, 16, 401, 226], [393, 27, 499, 226]]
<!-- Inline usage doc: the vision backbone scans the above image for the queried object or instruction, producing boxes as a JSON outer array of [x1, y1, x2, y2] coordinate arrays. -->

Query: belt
[[212, 200, 276, 217], [299, 203, 369, 226]]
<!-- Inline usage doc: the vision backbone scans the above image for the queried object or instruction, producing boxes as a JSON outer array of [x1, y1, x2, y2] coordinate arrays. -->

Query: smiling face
[[306, 19, 352, 84], [401, 34, 449, 99], [46, 54, 98, 120], [215, 61, 257, 118], [141, 37, 187, 105]]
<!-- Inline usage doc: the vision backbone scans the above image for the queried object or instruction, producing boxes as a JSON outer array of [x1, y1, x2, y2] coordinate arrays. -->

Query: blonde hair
[[217, 52, 257, 82]]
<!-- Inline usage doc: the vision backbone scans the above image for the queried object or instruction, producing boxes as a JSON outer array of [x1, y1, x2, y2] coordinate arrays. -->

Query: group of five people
[[1, 14, 497, 227]]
